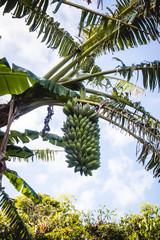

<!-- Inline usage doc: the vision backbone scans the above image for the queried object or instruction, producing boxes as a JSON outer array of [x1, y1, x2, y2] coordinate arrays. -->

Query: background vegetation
[[0, 194, 160, 239]]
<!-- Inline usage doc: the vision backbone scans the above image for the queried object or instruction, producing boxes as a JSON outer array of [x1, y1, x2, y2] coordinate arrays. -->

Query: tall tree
[[0, 0, 160, 238]]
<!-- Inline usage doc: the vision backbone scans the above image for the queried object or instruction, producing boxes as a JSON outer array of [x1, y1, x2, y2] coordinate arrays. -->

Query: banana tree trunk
[[0, 98, 16, 189]]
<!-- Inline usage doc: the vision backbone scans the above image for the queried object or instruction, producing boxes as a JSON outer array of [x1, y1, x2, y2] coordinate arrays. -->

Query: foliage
[[120, 203, 160, 239], [0, 190, 32, 240], [0, 194, 87, 240], [0, 0, 77, 56], [0, 194, 160, 239], [0, 57, 79, 98]]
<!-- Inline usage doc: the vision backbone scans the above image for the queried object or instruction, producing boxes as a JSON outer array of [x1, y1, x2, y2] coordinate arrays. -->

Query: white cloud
[[102, 154, 153, 207], [0, 9, 60, 77], [76, 189, 96, 210], [34, 173, 49, 185], [5, 160, 28, 169], [100, 121, 135, 149]]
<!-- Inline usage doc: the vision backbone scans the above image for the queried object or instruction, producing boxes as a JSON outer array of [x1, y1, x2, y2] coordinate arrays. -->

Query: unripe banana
[[62, 100, 101, 176]]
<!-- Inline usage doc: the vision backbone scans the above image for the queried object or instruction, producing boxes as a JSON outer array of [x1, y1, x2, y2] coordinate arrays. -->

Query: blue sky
[[0, 1, 160, 217]]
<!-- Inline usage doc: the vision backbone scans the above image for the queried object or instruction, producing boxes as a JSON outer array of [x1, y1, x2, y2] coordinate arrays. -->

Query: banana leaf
[[4, 168, 41, 204]]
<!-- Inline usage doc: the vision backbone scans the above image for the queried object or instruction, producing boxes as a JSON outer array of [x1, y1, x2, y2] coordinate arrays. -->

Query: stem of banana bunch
[[42, 30, 101, 80], [49, 36, 107, 83]]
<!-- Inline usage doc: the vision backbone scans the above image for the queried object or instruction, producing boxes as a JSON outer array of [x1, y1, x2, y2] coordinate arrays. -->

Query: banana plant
[[0, 0, 160, 238]]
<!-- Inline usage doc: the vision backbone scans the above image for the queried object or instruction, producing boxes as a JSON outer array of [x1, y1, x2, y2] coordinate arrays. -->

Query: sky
[[0, 0, 160, 218]]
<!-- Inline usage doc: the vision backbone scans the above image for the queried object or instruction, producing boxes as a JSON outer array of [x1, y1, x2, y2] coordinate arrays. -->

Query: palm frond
[[81, 93, 160, 146], [114, 59, 160, 91], [100, 102, 160, 145], [4, 168, 41, 204], [97, 99, 160, 180], [78, 0, 160, 54], [0, 0, 78, 55], [100, 109, 160, 181], [136, 140, 160, 181], [0, 0, 49, 16], [0, 190, 32, 240]]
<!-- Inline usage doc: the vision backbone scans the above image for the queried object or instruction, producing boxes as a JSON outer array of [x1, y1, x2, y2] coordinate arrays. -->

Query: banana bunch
[[62, 98, 100, 176]]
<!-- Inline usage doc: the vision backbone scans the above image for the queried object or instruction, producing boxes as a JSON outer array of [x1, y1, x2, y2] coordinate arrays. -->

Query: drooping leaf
[[0, 0, 78, 55], [6, 145, 33, 159], [115, 59, 160, 91], [4, 168, 41, 203], [78, 0, 160, 55]]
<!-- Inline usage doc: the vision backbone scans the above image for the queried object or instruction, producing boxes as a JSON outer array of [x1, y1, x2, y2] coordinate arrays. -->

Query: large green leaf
[[0, 58, 37, 96], [4, 168, 41, 204], [0, 58, 79, 99]]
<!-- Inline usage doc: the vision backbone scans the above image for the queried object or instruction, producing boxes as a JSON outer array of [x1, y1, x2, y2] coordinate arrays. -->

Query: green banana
[[74, 166, 81, 173], [79, 116, 88, 126], [66, 100, 73, 112], [63, 105, 71, 116], [75, 119, 79, 126], [63, 100, 101, 176], [88, 112, 98, 121], [76, 142, 81, 151], [86, 147, 92, 154], [78, 114, 83, 121], [82, 103, 90, 115], [87, 169, 93, 176], [86, 160, 100, 169], [77, 131, 81, 139], [72, 97, 78, 106]]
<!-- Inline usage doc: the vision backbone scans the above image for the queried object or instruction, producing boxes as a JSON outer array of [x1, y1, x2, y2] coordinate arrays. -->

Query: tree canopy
[[0, 194, 160, 239]]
